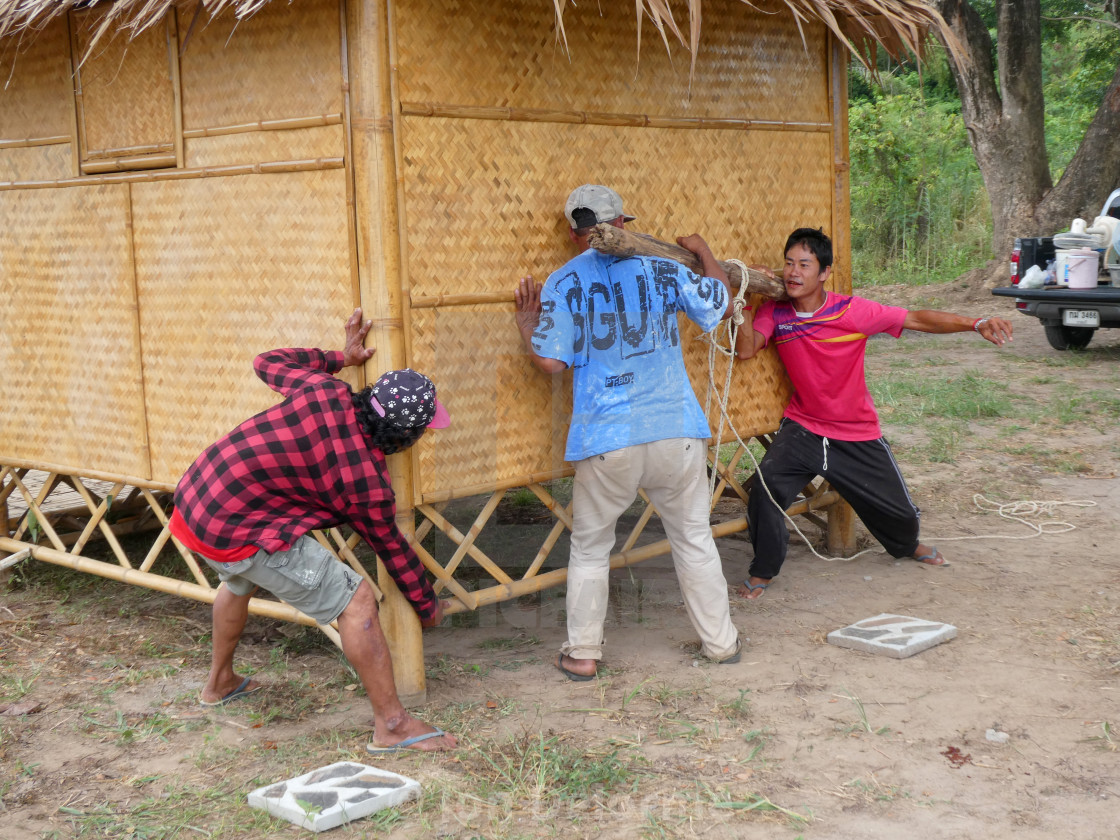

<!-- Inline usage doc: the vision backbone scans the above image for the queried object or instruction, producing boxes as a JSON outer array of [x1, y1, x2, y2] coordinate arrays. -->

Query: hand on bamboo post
[[342, 307, 375, 367]]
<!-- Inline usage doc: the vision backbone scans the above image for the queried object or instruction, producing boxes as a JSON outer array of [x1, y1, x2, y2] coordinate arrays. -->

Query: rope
[[697, 274, 1095, 564]]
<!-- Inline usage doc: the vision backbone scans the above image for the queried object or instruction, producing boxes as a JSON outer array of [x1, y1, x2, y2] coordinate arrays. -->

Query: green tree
[[931, 0, 1120, 258]]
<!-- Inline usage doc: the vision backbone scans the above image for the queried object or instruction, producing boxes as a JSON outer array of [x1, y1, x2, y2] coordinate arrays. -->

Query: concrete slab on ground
[[827, 613, 957, 659], [247, 761, 420, 832]]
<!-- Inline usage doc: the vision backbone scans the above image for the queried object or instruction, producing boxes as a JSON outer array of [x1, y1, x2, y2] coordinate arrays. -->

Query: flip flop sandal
[[713, 638, 743, 665], [741, 580, 769, 597], [914, 546, 950, 567], [365, 728, 449, 754], [199, 676, 262, 707], [556, 654, 596, 682]]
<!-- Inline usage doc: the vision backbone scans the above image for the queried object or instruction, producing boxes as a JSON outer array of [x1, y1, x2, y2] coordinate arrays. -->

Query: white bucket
[[1057, 248, 1099, 288]]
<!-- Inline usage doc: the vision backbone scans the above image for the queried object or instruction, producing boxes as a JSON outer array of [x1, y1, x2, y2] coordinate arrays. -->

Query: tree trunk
[[1035, 62, 1120, 234], [933, 0, 1120, 256], [933, 0, 1050, 252]]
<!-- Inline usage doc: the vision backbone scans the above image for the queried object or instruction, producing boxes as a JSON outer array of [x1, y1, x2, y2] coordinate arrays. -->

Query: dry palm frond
[[0, 1, 268, 56], [0, 0, 963, 76], [553, 0, 964, 78]]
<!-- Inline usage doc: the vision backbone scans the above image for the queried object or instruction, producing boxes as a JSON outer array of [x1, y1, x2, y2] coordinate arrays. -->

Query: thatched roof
[[0, 0, 956, 71]]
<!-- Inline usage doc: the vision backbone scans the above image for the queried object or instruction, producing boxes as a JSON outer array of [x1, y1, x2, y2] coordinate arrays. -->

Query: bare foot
[[370, 712, 457, 752], [736, 577, 770, 600]]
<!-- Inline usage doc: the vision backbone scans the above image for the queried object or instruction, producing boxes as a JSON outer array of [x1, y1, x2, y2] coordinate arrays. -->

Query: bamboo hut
[[0, 0, 943, 702]]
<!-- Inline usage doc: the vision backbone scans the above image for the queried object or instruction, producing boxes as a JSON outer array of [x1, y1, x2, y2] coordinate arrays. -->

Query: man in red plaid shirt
[[170, 309, 456, 754]]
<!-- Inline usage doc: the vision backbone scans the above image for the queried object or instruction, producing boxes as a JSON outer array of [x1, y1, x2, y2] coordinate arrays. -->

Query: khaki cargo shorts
[[200, 535, 362, 624]]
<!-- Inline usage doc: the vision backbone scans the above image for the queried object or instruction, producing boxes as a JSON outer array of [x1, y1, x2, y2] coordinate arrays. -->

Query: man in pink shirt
[[734, 228, 1013, 598]]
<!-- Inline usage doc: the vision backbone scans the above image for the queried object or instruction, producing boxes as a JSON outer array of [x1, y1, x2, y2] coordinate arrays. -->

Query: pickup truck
[[992, 188, 1120, 350]]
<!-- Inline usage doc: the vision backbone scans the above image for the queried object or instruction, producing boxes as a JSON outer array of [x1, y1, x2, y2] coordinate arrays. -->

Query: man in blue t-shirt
[[514, 184, 742, 680]]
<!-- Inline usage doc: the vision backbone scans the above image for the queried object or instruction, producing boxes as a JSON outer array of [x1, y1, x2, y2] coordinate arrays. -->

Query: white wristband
[[973, 318, 989, 332]]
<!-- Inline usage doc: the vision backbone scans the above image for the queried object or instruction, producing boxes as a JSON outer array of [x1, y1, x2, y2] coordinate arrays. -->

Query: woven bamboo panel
[[130, 169, 354, 484], [411, 306, 572, 499], [0, 18, 72, 142], [395, 0, 828, 122], [402, 118, 834, 297], [184, 125, 345, 168], [73, 11, 176, 157], [178, 0, 342, 131], [0, 144, 71, 182], [0, 185, 151, 477], [402, 117, 834, 495]]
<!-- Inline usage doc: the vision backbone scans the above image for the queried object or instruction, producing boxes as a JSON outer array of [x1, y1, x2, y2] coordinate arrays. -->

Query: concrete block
[[247, 761, 420, 832], [827, 613, 956, 659]]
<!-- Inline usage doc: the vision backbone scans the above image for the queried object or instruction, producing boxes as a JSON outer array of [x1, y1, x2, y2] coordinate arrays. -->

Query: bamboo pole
[[82, 154, 178, 173], [84, 143, 175, 160], [339, 0, 362, 326], [0, 158, 345, 190], [0, 535, 339, 637], [829, 34, 853, 295], [182, 114, 343, 138], [347, 0, 425, 706], [66, 11, 84, 177], [0, 460, 173, 492], [588, 225, 788, 300], [0, 136, 71, 149], [419, 468, 572, 505], [399, 102, 832, 133], [167, 11, 185, 169], [410, 291, 511, 309]]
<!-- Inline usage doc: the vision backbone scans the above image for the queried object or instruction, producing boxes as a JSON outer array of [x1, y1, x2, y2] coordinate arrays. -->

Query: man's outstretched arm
[[903, 310, 1014, 347]]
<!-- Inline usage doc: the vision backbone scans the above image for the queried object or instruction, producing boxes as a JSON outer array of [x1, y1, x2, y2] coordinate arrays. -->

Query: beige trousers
[[562, 437, 740, 662]]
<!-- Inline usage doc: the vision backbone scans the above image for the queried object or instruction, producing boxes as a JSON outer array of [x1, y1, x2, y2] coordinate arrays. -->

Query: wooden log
[[587, 224, 787, 301]]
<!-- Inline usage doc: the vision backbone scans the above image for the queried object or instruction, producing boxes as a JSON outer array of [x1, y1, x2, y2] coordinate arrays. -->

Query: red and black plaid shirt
[[173, 348, 437, 620]]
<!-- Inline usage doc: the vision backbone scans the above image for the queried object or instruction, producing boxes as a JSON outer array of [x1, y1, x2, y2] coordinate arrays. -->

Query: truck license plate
[[1063, 309, 1100, 327]]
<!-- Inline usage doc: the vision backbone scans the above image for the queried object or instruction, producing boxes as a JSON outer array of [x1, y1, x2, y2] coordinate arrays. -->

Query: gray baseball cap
[[564, 184, 637, 229]]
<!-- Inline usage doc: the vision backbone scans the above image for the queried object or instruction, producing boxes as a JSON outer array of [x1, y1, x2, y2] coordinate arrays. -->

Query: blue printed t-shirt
[[531, 249, 727, 461]]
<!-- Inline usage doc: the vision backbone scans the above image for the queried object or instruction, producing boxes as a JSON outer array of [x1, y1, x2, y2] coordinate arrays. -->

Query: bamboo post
[[587, 225, 788, 300], [346, 0, 425, 706], [829, 34, 852, 295], [826, 497, 858, 556]]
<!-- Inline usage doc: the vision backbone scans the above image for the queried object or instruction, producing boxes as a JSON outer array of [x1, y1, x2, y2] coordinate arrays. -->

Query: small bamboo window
[[70, 9, 183, 175]]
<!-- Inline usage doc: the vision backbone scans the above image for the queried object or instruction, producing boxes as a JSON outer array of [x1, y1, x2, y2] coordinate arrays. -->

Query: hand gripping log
[[587, 224, 788, 301]]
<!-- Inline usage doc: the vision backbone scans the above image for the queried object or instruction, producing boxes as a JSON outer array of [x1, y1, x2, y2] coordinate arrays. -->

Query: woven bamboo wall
[[177, 0, 343, 129], [396, 0, 842, 500], [73, 11, 176, 157], [0, 18, 72, 142], [0, 145, 70, 182], [394, 0, 828, 120], [132, 169, 355, 484], [0, 0, 354, 484], [184, 125, 345, 169], [0, 185, 151, 477]]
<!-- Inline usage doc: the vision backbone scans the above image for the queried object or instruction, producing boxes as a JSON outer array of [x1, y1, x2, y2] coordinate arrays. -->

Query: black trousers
[[747, 419, 921, 580]]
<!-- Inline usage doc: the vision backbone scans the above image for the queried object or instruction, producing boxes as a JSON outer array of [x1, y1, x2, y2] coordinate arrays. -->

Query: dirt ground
[[2, 282, 1119, 839]]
